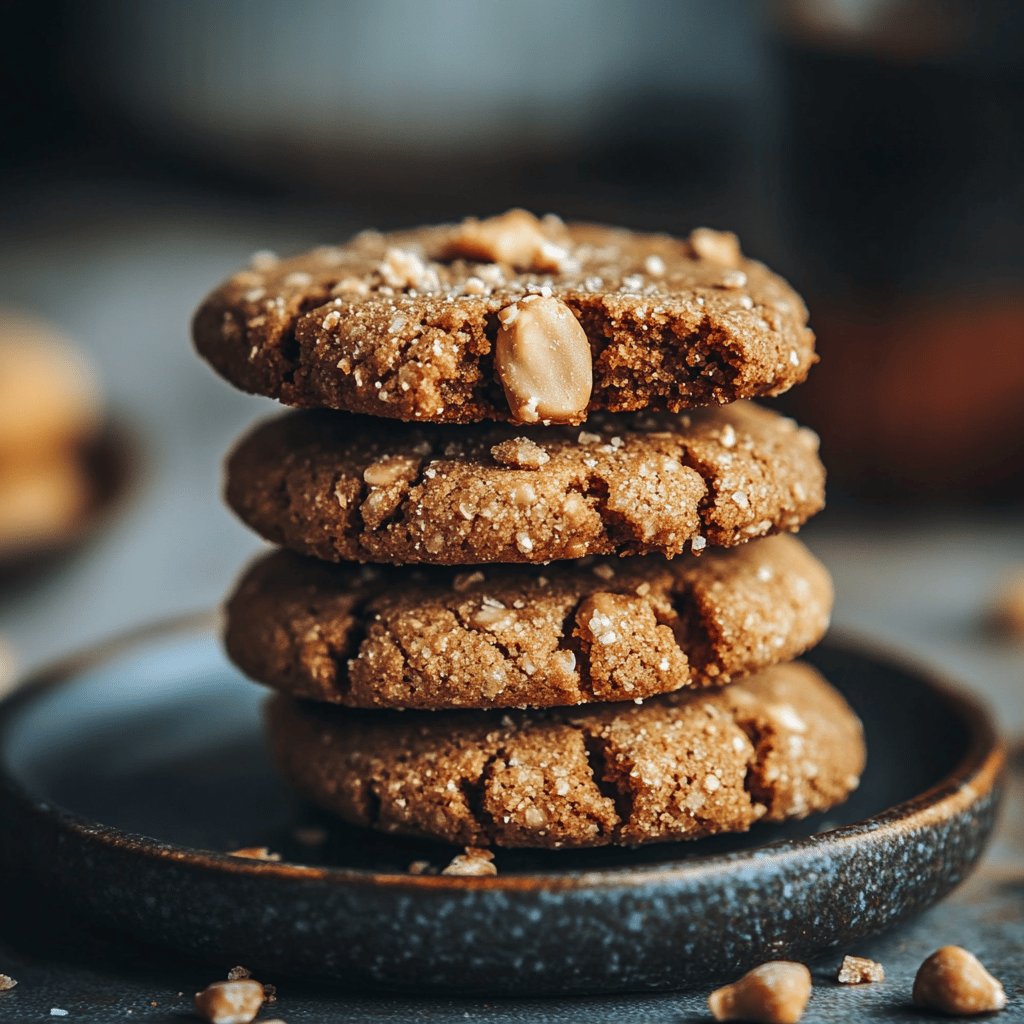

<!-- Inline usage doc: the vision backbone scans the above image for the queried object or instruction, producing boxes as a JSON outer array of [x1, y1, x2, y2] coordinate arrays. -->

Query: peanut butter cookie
[[265, 662, 864, 849], [226, 401, 824, 565], [194, 212, 815, 424], [226, 535, 832, 709]]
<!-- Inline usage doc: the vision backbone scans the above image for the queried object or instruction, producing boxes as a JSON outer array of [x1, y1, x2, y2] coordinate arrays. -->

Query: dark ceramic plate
[[0, 617, 1004, 996]]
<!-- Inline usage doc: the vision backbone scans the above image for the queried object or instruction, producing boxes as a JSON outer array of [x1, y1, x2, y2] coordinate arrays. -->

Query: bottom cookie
[[265, 662, 864, 849]]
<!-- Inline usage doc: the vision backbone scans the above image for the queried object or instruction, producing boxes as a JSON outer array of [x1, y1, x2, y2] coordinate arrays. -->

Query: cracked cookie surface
[[193, 216, 815, 424], [265, 662, 864, 848], [225, 401, 824, 565], [226, 535, 832, 709]]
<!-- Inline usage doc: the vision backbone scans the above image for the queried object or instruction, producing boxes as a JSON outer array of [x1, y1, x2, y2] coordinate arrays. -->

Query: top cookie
[[193, 211, 815, 425]]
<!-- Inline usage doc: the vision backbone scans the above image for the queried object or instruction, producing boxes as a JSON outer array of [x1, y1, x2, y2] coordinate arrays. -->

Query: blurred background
[[0, 0, 1022, 725]]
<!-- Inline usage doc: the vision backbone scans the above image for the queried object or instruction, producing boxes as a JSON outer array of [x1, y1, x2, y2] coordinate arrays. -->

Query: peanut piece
[[837, 954, 885, 984], [362, 455, 419, 487], [708, 961, 812, 1024], [443, 209, 567, 271], [193, 979, 265, 1024], [690, 227, 742, 265], [0, 974, 16, 991], [441, 847, 497, 876], [494, 296, 592, 424], [912, 946, 1006, 1016]]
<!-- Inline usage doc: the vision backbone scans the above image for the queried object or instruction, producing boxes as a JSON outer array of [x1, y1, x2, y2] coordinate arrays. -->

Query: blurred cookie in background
[[0, 311, 128, 574], [0, 311, 102, 461], [0, 456, 92, 557], [988, 569, 1024, 641]]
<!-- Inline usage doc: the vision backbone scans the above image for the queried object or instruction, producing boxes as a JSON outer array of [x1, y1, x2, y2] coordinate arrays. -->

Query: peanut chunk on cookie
[[912, 946, 1006, 1016], [443, 209, 567, 271], [494, 296, 592, 424], [708, 961, 812, 1023], [489, 436, 550, 469], [689, 227, 742, 265]]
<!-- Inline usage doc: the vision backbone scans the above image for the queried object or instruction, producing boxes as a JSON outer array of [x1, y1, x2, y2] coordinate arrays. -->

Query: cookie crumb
[[837, 955, 884, 984], [226, 966, 251, 981], [912, 946, 1006, 1016], [441, 847, 497, 877], [262, 983, 277, 1003], [227, 846, 281, 861], [708, 961, 812, 1023], [194, 979, 265, 1024], [0, 975, 15, 991]]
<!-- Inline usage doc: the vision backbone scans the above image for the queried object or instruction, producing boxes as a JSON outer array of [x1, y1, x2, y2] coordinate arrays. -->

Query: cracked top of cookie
[[193, 210, 816, 425], [225, 534, 833, 711], [226, 401, 825, 566]]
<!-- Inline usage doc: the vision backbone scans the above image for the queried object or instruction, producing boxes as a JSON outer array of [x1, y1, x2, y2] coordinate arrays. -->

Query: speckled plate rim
[[0, 612, 1006, 893]]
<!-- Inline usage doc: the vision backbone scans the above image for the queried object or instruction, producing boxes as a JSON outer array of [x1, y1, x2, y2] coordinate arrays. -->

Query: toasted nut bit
[[362, 455, 419, 487], [490, 436, 550, 469], [0, 974, 16, 991], [837, 954, 885, 984], [912, 946, 1006, 1016], [227, 846, 281, 861], [708, 962, 812, 1024], [443, 209, 567, 271], [690, 227, 742, 265], [494, 296, 592, 424], [441, 846, 497, 876], [194, 979, 265, 1024], [376, 247, 439, 291]]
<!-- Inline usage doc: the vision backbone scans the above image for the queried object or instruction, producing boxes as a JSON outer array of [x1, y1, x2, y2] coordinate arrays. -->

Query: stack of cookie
[[194, 211, 864, 851]]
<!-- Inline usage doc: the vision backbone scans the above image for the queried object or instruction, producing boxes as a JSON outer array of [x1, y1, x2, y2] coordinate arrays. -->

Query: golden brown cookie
[[226, 401, 824, 566], [226, 535, 832, 710], [193, 213, 815, 424], [265, 662, 864, 849], [0, 454, 92, 557], [0, 310, 102, 460]]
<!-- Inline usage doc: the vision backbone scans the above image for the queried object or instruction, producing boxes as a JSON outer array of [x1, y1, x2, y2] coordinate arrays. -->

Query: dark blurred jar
[[770, 0, 1024, 497]]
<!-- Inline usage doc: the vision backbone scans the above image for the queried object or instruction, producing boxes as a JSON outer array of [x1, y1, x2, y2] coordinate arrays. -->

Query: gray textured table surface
[[1, 180, 1022, 1021]]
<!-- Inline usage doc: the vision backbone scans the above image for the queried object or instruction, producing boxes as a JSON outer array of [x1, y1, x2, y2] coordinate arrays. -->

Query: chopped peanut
[[709, 961, 812, 1024], [912, 946, 1006, 1016]]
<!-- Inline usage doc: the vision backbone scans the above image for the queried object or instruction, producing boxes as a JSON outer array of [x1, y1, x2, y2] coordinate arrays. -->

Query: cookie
[[226, 401, 824, 566], [0, 310, 102, 459], [194, 211, 815, 425], [226, 535, 832, 710], [265, 662, 864, 849], [0, 454, 92, 557]]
